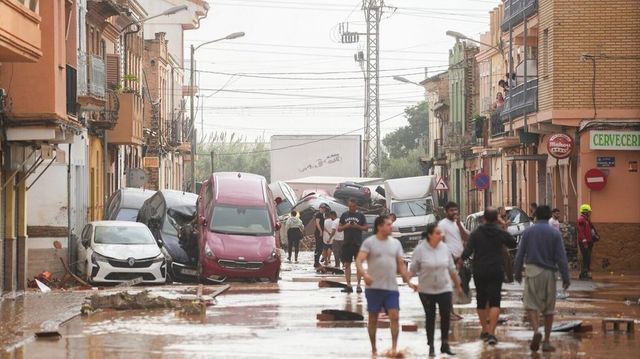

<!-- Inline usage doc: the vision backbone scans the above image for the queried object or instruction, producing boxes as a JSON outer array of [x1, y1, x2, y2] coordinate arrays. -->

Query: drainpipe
[[523, 9, 528, 131], [67, 143, 73, 272], [103, 129, 108, 219]]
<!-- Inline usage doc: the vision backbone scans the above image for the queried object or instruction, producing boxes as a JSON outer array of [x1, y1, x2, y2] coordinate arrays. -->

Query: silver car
[[465, 207, 532, 244]]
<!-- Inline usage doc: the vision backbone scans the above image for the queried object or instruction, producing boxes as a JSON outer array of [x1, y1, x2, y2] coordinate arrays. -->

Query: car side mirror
[[275, 222, 282, 231], [81, 239, 89, 248], [157, 239, 164, 247], [198, 215, 207, 227]]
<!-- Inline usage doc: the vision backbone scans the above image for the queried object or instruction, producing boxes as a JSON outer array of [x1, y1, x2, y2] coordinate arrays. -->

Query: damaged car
[[137, 190, 199, 283], [104, 187, 156, 221]]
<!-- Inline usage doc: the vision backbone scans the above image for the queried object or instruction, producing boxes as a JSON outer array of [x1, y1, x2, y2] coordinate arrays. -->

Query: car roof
[[466, 206, 518, 218], [213, 172, 268, 206], [89, 221, 148, 227], [159, 190, 198, 207], [119, 188, 156, 208]]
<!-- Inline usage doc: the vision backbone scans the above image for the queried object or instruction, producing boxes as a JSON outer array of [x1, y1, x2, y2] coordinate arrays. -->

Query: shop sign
[[590, 130, 640, 151], [547, 133, 574, 159], [596, 156, 615, 167]]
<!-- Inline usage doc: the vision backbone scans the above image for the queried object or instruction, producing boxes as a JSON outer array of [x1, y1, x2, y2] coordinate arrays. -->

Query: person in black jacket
[[462, 207, 517, 345]]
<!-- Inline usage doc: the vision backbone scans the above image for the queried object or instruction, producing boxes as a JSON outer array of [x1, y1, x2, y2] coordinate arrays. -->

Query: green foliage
[[379, 148, 424, 179], [381, 101, 428, 158], [194, 132, 271, 182]]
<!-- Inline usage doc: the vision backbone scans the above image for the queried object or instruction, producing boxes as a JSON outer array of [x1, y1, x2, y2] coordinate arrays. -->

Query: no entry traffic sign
[[473, 173, 491, 190], [584, 168, 607, 191]]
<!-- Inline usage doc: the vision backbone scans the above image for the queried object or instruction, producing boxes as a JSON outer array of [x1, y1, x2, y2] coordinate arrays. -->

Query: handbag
[[589, 220, 600, 243]]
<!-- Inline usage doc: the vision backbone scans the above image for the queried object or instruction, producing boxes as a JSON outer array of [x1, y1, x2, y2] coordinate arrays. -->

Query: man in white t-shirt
[[438, 201, 470, 319], [322, 211, 338, 266], [549, 208, 561, 231], [331, 214, 344, 267]]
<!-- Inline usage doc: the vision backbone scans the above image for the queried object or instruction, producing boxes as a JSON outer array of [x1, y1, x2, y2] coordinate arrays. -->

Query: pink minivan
[[197, 172, 282, 282]]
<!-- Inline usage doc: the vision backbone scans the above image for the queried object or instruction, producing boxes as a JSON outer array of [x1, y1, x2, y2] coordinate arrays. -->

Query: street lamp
[[392, 75, 421, 86], [189, 32, 246, 192], [446, 30, 502, 52]]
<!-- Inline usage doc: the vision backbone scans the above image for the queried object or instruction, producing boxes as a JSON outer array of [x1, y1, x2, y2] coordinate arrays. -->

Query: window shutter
[[106, 54, 120, 88]]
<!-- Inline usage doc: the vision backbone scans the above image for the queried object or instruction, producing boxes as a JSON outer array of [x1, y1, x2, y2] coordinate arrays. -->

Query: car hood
[[93, 243, 161, 260], [393, 214, 436, 229], [206, 232, 275, 261]]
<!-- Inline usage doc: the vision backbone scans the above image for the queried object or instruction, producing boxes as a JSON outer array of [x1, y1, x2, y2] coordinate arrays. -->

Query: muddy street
[[2, 252, 639, 358]]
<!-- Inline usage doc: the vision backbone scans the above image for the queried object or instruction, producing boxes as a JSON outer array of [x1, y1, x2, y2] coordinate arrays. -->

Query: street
[[2, 252, 639, 358]]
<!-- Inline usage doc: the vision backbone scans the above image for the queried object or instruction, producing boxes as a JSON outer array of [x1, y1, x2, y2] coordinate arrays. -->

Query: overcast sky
[[184, 0, 497, 142]]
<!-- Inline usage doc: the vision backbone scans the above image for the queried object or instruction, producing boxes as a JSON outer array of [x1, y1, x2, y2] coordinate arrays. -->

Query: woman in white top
[[408, 223, 464, 357]]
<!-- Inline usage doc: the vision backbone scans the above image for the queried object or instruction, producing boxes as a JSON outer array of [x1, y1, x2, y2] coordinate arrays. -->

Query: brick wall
[[589, 223, 640, 272], [539, 0, 640, 112]]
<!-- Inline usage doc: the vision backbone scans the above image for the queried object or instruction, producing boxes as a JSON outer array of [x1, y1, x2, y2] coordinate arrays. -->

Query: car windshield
[[115, 208, 139, 222], [507, 208, 530, 225], [162, 211, 179, 236], [94, 226, 155, 245], [210, 205, 273, 236], [392, 199, 427, 218], [276, 200, 293, 216]]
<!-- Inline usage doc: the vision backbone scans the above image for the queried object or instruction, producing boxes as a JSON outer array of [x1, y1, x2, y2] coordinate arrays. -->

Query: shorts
[[523, 265, 557, 315], [365, 288, 400, 313], [322, 243, 333, 250], [473, 270, 503, 309], [341, 242, 360, 263]]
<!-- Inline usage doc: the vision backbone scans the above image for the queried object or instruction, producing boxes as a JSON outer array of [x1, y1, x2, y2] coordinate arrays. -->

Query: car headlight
[[204, 243, 215, 258], [91, 252, 108, 264], [266, 248, 280, 263]]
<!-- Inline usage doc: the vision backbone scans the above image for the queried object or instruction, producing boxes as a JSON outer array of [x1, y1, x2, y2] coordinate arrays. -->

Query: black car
[[137, 190, 199, 283], [290, 194, 348, 235], [333, 181, 371, 206], [104, 187, 156, 221]]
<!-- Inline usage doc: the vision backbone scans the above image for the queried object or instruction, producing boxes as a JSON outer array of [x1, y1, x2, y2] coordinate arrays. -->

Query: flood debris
[[81, 285, 231, 316], [317, 309, 364, 321], [316, 266, 345, 275], [318, 280, 349, 289], [550, 320, 583, 332], [35, 279, 52, 293], [35, 321, 61, 340], [602, 318, 635, 333]]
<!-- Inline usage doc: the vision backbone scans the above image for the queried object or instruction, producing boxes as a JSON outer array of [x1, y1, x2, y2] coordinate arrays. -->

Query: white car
[[465, 206, 532, 244], [79, 221, 166, 284]]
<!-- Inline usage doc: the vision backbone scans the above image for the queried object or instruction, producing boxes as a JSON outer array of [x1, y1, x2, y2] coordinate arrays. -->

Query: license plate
[[180, 268, 198, 276], [408, 235, 421, 241]]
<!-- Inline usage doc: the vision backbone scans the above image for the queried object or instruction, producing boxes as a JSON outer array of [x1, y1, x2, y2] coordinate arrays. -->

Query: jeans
[[314, 234, 323, 267], [580, 243, 593, 276], [288, 238, 300, 261], [332, 241, 343, 267], [419, 292, 452, 347]]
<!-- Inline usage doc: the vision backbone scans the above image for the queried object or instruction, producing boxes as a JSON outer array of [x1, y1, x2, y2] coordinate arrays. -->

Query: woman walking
[[408, 223, 464, 357], [285, 210, 304, 262]]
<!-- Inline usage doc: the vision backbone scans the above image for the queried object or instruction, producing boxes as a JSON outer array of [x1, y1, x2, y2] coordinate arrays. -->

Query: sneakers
[[530, 332, 542, 352], [356, 286, 363, 293], [440, 343, 456, 356], [486, 335, 498, 345], [428, 346, 435, 357], [341, 286, 354, 293], [542, 342, 556, 352], [480, 332, 490, 341]]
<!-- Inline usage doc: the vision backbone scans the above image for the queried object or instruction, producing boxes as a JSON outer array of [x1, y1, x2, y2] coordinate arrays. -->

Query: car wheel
[[269, 269, 280, 283]]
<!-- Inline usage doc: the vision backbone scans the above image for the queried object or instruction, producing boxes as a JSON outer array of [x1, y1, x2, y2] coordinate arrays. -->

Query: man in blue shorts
[[356, 215, 411, 356]]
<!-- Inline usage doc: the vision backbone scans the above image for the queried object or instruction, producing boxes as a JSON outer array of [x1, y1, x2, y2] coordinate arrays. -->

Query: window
[[542, 29, 549, 77], [210, 205, 273, 236], [15, 0, 38, 13], [94, 226, 156, 245]]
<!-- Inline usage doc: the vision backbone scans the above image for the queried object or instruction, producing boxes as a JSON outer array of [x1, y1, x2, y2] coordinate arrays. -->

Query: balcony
[[0, 0, 42, 62], [501, 78, 538, 122], [433, 139, 446, 160], [502, 0, 538, 32], [78, 53, 106, 105], [109, 92, 144, 145]]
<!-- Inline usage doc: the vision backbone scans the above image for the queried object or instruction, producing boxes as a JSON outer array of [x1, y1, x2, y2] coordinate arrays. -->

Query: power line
[[187, 69, 429, 81]]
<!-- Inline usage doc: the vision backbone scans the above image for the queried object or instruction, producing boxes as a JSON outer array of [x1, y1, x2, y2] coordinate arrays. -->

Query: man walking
[[577, 204, 597, 280], [331, 212, 344, 268], [514, 205, 570, 353], [313, 203, 330, 268], [462, 208, 517, 345], [356, 215, 411, 356], [549, 208, 561, 231], [438, 202, 470, 317], [338, 199, 368, 293]]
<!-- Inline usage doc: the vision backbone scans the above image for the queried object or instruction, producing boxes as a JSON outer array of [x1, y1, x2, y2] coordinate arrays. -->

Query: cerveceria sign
[[547, 133, 574, 159], [590, 130, 640, 150]]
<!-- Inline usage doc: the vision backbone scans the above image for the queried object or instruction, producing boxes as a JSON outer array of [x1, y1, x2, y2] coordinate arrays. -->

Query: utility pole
[[338, 1, 384, 177]]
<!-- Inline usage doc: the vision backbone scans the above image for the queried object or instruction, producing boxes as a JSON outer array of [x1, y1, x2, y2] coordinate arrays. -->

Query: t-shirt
[[332, 218, 344, 241], [410, 241, 456, 294], [339, 211, 367, 246], [438, 218, 468, 258], [313, 211, 325, 238], [359, 235, 404, 291], [323, 218, 336, 244], [549, 218, 560, 231]]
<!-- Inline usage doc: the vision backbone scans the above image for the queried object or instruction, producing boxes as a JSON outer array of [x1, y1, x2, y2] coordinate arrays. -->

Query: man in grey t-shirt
[[356, 215, 411, 357]]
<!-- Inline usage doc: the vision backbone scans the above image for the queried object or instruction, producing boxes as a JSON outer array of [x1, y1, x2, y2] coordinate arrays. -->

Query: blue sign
[[596, 156, 615, 167], [473, 173, 491, 190]]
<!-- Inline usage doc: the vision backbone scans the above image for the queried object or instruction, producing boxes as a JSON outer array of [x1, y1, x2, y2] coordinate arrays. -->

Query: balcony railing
[[490, 111, 506, 138], [434, 139, 446, 160], [501, 78, 538, 122], [88, 55, 106, 99], [502, 0, 538, 32], [109, 92, 144, 145]]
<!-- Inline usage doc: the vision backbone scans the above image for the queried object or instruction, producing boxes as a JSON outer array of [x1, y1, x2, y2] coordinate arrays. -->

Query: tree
[[379, 148, 425, 179], [382, 101, 428, 158], [193, 132, 271, 182]]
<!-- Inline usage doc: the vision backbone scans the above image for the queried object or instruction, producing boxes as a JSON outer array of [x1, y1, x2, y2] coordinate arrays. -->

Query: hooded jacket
[[462, 223, 517, 273]]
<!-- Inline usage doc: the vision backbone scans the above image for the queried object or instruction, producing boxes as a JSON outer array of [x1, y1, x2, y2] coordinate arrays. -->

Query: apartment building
[[420, 71, 449, 193], [475, 0, 640, 270]]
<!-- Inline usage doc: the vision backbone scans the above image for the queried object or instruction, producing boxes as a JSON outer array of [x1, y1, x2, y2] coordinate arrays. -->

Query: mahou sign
[[547, 133, 574, 159]]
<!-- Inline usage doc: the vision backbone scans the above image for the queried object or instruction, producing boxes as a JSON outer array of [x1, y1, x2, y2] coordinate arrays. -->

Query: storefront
[[578, 123, 640, 271]]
